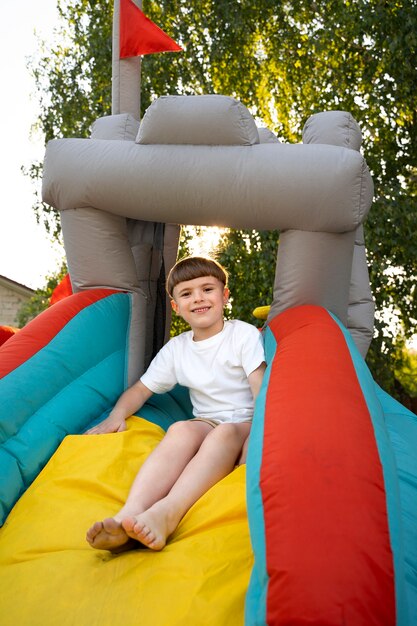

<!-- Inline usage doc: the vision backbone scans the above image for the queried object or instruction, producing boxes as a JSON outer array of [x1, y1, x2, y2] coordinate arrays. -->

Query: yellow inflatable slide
[[0, 418, 252, 626]]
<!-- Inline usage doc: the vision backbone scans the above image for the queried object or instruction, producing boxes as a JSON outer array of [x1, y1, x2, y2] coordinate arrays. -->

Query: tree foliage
[[217, 230, 278, 328], [28, 0, 113, 239], [30, 0, 417, 398], [16, 263, 68, 327]]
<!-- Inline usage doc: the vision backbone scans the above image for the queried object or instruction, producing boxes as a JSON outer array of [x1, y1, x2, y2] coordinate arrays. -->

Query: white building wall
[[0, 283, 33, 327]]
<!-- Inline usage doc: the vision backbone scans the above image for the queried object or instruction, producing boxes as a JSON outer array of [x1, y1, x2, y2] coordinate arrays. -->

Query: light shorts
[[190, 417, 252, 428]]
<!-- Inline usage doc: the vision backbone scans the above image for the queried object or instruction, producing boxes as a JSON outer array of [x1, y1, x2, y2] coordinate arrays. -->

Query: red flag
[[50, 274, 73, 306], [120, 0, 182, 58]]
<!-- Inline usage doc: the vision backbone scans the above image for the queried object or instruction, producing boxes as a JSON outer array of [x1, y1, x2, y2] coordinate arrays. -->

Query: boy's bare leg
[[86, 420, 213, 550], [122, 422, 251, 550], [237, 434, 250, 465]]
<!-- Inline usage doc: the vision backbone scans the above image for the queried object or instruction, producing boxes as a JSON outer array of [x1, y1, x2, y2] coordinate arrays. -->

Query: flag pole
[[112, 0, 141, 120]]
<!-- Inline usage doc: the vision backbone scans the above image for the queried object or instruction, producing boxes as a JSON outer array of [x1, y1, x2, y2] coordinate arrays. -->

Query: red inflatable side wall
[[261, 306, 395, 625]]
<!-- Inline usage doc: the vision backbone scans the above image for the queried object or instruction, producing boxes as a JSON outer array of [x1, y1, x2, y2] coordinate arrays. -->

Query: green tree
[[28, 0, 113, 238], [395, 347, 417, 401], [16, 263, 68, 327], [30, 0, 416, 399], [217, 230, 278, 328]]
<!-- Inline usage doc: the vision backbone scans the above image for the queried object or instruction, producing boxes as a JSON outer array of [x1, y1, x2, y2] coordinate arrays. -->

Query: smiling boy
[[86, 256, 266, 552]]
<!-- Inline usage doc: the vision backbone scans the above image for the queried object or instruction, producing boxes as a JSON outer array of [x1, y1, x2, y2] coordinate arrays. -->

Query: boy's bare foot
[[86, 517, 133, 552], [121, 502, 178, 551]]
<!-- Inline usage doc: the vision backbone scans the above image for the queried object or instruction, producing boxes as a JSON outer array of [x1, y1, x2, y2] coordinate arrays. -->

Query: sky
[[0, 1, 65, 289]]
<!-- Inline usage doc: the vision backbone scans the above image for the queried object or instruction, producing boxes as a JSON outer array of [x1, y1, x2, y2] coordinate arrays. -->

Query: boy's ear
[[223, 287, 230, 304], [171, 299, 178, 314]]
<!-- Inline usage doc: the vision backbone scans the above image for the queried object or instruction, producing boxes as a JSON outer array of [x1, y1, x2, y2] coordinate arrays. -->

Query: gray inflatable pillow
[[136, 95, 260, 146]]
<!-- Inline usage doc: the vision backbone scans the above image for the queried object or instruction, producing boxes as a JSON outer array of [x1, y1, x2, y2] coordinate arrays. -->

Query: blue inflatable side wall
[[0, 291, 132, 524]]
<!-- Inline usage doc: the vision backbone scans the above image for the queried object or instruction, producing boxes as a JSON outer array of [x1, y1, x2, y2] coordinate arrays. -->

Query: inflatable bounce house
[[0, 2, 416, 624]]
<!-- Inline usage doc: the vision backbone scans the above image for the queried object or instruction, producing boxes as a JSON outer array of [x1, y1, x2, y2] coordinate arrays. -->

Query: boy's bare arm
[[85, 380, 153, 434], [237, 362, 266, 465], [248, 362, 266, 400]]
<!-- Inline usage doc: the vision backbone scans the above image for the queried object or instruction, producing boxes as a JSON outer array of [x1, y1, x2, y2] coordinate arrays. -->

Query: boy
[[86, 256, 265, 552]]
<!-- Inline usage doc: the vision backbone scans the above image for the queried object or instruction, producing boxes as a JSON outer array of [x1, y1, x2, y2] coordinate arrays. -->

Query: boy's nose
[[193, 290, 204, 302]]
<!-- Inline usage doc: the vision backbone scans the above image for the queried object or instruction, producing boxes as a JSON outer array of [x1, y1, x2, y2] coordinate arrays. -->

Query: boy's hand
[[84, 381, 152, 435], [85, 414, 127, 435]]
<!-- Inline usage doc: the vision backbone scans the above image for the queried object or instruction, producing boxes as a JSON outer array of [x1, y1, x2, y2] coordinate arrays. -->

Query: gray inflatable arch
[[42, 0, 375, 385]]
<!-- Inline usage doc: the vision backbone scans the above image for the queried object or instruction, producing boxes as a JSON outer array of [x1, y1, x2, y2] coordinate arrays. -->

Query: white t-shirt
[[140, 320, 265, 423]]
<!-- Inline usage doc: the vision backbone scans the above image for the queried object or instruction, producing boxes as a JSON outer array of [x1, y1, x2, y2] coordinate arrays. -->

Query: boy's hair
[[167, 256, 228, 298]]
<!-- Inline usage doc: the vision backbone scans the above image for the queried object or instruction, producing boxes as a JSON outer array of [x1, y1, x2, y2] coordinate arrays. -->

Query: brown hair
[[166, 256, 228, 298]]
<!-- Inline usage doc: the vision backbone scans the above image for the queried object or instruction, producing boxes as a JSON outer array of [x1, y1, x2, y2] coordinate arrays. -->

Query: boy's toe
[[121, 517, 135, 533], [134, 523, 145, 535], [87, 521, 102, 540]]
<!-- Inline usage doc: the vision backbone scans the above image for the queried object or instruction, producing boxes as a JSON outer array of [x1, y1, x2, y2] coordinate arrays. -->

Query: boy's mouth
[[192, 306, 211, 314]]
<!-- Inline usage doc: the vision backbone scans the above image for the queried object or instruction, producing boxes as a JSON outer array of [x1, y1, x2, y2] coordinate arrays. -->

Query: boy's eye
[[204, 287, 213, 292]]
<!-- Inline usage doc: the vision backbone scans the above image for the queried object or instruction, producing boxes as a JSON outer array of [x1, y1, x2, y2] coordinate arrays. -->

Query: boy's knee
[[166, 420, 202, 444], [207, 423, 242, 445], [167, 420, 191, 437]]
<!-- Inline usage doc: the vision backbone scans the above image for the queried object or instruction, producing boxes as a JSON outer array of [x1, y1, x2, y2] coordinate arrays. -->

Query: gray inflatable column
[[60, 113, 166, 385], [163, 223, 181, 341], [126, 219, 180, 367], [268, 111, 374, 355], [302, 111, 375, 356], [60, 206, 147, 385], [111, 0, 179, 364], [347, 225, 375, 356], [268, 229, 356, 326], [112, 0, 141, 119]]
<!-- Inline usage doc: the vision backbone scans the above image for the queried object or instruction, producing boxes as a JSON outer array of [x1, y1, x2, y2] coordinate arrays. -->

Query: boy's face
[[171, 275, 229, 340]]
